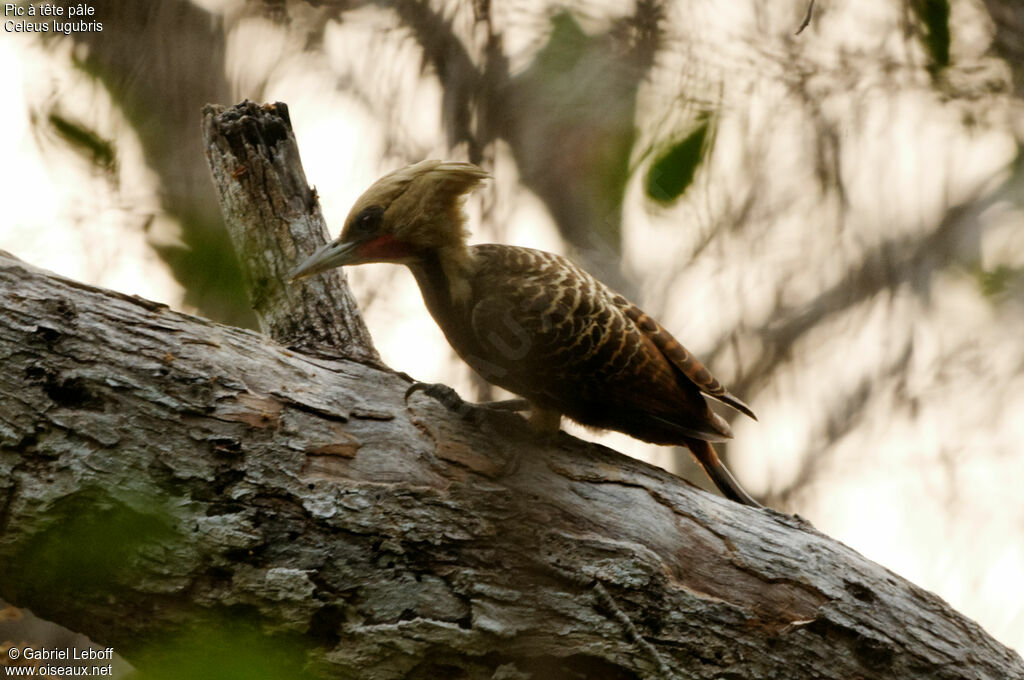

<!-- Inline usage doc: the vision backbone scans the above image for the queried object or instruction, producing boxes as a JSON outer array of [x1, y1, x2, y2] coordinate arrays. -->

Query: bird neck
[[407, 245, 475, 320]]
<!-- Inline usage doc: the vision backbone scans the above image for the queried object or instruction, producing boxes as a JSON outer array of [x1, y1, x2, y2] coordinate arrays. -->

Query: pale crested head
[[343, 160, 487, 254], [289, 160, 488, 280]]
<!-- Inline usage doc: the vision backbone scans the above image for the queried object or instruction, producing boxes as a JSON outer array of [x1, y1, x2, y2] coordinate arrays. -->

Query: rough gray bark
[[201, 101, 378, 364], [1, 100, 1022, 680]]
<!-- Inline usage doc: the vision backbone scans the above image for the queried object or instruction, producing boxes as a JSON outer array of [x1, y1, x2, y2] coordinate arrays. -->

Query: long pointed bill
[[289, 239, 360, 281]]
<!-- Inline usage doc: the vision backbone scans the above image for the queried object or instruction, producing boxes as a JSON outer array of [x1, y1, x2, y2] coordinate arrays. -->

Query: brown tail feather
[[713, 391, 757, 421], [684, 438, 762, 507]]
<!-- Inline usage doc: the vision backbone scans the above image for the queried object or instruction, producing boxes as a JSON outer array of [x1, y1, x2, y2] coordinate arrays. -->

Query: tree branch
[[201, 101, 379, 363], [0, 100, 1020, 680]]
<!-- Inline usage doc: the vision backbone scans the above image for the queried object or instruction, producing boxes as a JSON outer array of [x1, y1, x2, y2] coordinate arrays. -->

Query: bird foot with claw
[[405, 382, 475, 418], [405, 382, 528, 475], [405, 382, 530, 424]]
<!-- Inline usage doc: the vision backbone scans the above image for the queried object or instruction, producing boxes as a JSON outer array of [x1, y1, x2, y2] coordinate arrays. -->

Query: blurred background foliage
[[133, 620, 318, 680], [1, 0, 1023, 672]]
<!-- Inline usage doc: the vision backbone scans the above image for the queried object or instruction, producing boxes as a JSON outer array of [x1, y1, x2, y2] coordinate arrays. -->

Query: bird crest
[[344, 160, 489, 252]]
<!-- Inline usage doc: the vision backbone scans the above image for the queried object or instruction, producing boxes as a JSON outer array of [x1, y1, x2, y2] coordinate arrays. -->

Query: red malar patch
[[357, 234, 416, 261]]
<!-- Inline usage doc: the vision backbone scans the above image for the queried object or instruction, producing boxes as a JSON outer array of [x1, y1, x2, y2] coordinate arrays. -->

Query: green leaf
[[646, 118, 711, 204]]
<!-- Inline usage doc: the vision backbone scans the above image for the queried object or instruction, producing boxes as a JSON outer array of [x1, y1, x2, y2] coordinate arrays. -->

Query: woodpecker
[[290, 160, 760, 507]]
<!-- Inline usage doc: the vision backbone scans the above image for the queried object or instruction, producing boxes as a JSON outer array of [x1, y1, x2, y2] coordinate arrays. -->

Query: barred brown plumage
[[290, 160, 761, 507]]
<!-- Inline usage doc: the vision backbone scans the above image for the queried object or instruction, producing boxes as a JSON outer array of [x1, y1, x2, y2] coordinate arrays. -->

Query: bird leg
[[478, 398, 533, 412], [405, 382, 531, 477], [404, 382, 530, 422]]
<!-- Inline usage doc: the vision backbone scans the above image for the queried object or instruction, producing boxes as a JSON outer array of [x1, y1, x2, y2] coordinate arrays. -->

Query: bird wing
[[613, 297, 757, 421], [464, 246, 738, 441]]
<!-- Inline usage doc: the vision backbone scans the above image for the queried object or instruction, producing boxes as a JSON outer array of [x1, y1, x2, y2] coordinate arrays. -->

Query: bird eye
[[351, 206, 383, 238]]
